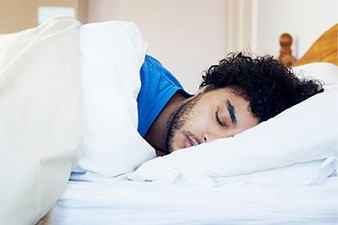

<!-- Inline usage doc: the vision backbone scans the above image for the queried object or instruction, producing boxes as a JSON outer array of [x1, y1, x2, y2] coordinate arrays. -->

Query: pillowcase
[[129, 62, 337, 185], [292, 62, 337, 89], [0, 18, 82, 225], [75, 20, 156, 178]]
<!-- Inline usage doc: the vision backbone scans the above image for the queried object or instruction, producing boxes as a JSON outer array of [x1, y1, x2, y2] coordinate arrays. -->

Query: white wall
[[252, 0, 337, 59], [87, 0, 226, 93], [86, 0, 337, 92]]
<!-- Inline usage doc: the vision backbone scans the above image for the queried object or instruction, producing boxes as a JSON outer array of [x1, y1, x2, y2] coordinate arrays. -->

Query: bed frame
[[278, 23, 338, 67]]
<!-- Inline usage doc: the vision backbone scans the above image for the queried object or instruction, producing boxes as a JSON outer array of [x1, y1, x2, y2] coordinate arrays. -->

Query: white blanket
[[75, 20, 155, 178], [0, 18, 82, 225]]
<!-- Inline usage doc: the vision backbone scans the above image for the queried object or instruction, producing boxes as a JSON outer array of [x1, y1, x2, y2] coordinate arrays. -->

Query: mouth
[[184, 133, 199, 148]]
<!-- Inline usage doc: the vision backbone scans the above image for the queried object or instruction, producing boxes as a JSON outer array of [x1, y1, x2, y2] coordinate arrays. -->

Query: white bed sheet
[[50, 176, 337, 225]]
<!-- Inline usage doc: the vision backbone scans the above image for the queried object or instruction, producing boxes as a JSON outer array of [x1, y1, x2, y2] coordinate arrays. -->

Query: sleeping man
[[138, 52, 324, 156]]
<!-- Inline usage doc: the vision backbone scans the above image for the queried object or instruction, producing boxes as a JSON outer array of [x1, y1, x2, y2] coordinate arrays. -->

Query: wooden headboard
[[278, 23, 338, 67]]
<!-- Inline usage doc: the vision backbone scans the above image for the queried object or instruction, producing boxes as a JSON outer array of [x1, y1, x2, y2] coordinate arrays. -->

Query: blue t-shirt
[[137, 55, 190, 136]]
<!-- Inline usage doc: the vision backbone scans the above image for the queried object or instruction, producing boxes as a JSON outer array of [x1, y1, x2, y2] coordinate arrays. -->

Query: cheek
[[178, 95, 215, 136], [184, 110, 213, 133]]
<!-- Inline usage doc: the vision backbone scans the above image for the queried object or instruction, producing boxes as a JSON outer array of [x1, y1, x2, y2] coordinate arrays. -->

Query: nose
[[203, 133, 219, 143]]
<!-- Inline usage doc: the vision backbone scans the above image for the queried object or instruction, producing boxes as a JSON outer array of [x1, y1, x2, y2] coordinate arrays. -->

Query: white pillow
[[292, 62, 337, 89], [0, 18, 82, 225], [76, 21, 156, 178], [129, 63, 338, 185]]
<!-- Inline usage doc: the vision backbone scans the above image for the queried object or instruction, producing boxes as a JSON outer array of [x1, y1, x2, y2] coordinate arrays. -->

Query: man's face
[[166, 87, 259, 152]]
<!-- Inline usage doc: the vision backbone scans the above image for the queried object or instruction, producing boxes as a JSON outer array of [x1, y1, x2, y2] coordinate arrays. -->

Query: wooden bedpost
[[277, 33, 296, 67], [292, 24, 338, 66]]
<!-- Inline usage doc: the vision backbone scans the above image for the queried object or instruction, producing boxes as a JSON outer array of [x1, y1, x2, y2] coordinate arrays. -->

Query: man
[[138, 52, 323, 156]]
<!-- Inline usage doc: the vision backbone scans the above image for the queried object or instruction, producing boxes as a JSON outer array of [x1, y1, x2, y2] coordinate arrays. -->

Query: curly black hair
[[200, 52, 324, 122]]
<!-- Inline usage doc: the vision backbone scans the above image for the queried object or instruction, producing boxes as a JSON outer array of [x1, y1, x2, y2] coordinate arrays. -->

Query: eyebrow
[[226, 100, 237, 127]]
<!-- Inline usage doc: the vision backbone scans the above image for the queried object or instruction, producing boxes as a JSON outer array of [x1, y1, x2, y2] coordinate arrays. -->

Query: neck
[[144, 91, 188, 155]]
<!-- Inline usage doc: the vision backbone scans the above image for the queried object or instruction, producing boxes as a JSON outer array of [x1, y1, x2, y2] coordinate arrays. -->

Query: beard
[[166, 93, 203, 152]]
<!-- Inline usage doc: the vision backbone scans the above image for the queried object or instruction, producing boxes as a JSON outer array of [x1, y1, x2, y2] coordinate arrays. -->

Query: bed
[[278, 23, 338, 67], [0, 18, 337, 225]]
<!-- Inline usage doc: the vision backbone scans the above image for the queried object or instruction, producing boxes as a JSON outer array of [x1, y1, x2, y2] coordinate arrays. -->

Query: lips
[[185, 135, 197, 148]]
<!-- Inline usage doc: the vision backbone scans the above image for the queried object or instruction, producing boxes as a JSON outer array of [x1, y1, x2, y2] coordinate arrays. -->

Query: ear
[[196, 84, 214, 94]]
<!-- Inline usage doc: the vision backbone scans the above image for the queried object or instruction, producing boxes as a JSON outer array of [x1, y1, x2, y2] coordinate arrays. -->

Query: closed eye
[[215, 112, 226, 127]]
